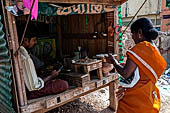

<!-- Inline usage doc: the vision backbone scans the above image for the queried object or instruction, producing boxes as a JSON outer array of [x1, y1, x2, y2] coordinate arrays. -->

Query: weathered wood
[[20, 74, 118, 113], [61, 14, 108, 56], [33, 110, 44, 113], [79, 15, 86, 33], [88, 15, 94, 33], [109, 78, 118, 112], [60, 72, 89, 87], [57, 16, 63, 58], [25, 0, 127, 5], [106, 11, 115, 53], [113, 10, 119, 60], [96, 14, 102, 33], [97, 68, 103, 79], [12, 14, 28, 106], [62, 37, 107, 57], [88, 39, 96, 56], [4, 0, 27, 106], [72, 60, 103, 79], [1, 1, 20, 112]]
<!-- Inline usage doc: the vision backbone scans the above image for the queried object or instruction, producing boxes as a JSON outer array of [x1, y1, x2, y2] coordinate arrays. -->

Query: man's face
[[23, 37, 37, 48]]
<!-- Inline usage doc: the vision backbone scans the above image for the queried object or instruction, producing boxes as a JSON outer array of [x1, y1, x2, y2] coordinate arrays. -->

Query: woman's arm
[[107, 55, 137, 79]]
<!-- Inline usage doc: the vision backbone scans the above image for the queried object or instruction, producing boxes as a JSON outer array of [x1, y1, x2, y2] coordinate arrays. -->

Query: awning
[[15, 0, 129, 16], [38, 3, 117, 16], [18, 0, 128, 5]]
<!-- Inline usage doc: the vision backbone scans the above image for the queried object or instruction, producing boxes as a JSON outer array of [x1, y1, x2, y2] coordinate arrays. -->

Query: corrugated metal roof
[[0, 15, 15, 113]]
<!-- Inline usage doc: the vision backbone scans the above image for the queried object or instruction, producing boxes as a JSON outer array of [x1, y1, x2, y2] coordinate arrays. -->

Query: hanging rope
[[117, 0, 148, 41], [14, 0, 36, 56]]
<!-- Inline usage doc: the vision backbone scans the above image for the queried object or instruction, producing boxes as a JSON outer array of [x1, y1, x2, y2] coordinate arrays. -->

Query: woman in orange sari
[[107, 18, 167, 113]]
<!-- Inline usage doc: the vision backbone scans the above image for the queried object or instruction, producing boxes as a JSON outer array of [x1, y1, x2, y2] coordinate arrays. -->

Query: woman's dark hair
[[130, 18, 158, 40]]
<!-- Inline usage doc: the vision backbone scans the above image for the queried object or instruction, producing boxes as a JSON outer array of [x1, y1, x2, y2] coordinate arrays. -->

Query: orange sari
[[117, 41, 167, 113]]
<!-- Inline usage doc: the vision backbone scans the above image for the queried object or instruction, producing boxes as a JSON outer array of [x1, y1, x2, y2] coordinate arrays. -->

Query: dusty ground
[[47, 87, 113, 113], [160, 94, 170, 113], [47, 84, 170, 113]]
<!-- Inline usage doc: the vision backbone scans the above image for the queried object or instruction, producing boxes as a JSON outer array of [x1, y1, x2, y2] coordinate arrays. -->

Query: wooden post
[[113, 10, 119, 59], [4, 0, 27, 107], [97, 68, 103, 79], [106, 12, 115, 53], [109, 79, 118, 112]]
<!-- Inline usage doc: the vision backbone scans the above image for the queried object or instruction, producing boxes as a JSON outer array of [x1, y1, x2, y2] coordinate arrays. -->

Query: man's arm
[[43, 69, 61, 83]]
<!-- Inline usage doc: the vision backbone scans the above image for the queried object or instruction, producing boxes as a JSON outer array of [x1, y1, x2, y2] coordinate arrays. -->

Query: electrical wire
[[117, 0, 148, 40]]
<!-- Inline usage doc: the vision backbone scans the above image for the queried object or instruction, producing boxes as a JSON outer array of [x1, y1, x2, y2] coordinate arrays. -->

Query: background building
[[161, 0, 170, 31], [121, 0, 161, 31]]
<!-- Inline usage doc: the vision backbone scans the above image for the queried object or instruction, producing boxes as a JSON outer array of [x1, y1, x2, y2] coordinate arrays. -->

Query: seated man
[[22, 34, 68, 99]]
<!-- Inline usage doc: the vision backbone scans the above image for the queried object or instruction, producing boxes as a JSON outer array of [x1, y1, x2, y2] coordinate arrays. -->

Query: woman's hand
[[116, 86, 126, 101], [106, 54, 118, 65]]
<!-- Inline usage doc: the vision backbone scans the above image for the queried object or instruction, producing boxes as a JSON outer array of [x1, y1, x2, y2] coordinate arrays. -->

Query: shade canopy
[[18, 0, 128, 5]]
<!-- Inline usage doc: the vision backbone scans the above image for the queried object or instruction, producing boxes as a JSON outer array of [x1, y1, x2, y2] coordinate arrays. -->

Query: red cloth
[[28, 79, 68, 99]]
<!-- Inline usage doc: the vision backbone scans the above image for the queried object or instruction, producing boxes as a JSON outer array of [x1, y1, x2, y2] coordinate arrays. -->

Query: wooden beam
[[20, 74, 118, 113], [4, 0, 28, 107], [39, 0, 121, 5], [17, 0, 128, 5], [109, 79, 118, 112]]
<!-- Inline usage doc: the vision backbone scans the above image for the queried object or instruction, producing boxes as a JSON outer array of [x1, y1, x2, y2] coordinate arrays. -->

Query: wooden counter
[[20, 73, 119, 113]]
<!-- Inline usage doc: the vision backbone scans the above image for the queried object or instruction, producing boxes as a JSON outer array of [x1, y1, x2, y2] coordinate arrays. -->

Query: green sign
[[166, 0, 170, 7], [38, 3, 116, 16]]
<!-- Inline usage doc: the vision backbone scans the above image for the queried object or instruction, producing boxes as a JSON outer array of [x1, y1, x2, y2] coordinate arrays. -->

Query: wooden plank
[[4, 0, 27, 107], [97, 68, 103, 79], [12, 13, 28, 106], [25, 0, 127, 5], [72, 39, 79, 51], [106, 12, 115, 53], [88, 15, 94, 33], [71, 15, 76, 33], [36, 82, 107, 113], [98, 39, 103, 53], [33, 110, 44, 113], [101, 39, 107, 53], [57, 16, 63, 58], [109, 79, 118, 112], [21, 74, 118, 113], [88, 39, 95, 57], [79, 15, 86, 33], [113, 11, 119, 57], [75, 15, 80, 34], [60, 72, 89, 87], [97, 14, 102, 33]]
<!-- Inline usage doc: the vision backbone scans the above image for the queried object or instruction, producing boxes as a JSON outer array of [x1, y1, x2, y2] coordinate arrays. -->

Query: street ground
[[48, 82, 170, 113]]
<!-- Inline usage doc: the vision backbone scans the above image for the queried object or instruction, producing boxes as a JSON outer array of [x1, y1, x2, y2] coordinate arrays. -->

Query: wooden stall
[[0, 0, 128, 113]]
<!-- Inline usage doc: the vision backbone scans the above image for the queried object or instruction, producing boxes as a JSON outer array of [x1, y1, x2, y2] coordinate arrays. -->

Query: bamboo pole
[[4, 0, 27, 106]]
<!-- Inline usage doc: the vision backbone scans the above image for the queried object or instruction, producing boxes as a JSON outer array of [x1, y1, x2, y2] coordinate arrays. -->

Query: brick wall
[[161, 0, 170, 31]]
